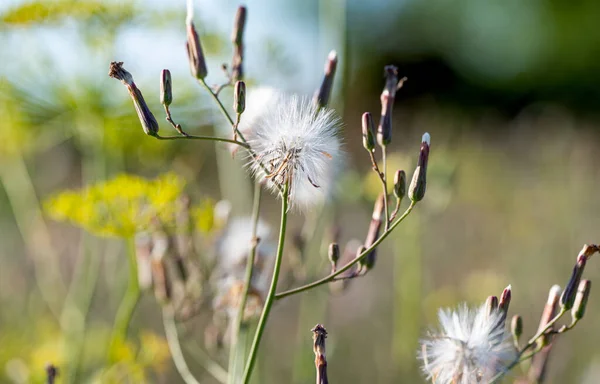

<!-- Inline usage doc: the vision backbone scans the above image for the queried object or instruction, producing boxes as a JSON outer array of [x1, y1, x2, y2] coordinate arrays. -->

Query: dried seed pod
[[109, 61, 159, 136]]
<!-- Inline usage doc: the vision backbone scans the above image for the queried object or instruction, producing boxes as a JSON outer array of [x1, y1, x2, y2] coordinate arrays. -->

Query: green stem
[[107, 238, 141, 359], [198, 79, 281, 193], [154, 133, 249, 148], [228, 182, 262, 383], [275, 201, 416, 300], [200, 79, 236, 127], [489, 308, 568, 384], [241, 182, 289, 384], [382, 146, 390, 230], [163, 307, 202, 384]]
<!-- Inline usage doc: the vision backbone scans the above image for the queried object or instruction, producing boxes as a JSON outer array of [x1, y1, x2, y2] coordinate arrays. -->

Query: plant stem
[[183, 342, 229, 384], [163, 307, 202, 384], [489, 308, 568, 384], [241, 182, 289, 384], [275, 201, 416, 300], [198, 78, 281, 193], [155, 133, 248, 148], [228, 182, 262, 383], [107, 238, 141, 359], [382, 146, 390, 230]]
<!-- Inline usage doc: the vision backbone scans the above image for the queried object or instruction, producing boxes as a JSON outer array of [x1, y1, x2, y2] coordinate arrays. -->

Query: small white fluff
[[216, 217, 273, 280], [241, 89, 342, 208], [419, 303, 517, 384]]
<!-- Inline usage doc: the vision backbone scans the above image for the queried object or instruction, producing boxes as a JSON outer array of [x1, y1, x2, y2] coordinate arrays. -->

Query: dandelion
[[241, 90, 342, 208], [419, 303, 517, 384]]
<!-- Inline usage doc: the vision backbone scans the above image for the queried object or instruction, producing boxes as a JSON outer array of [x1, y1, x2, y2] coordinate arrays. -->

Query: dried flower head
[[419, 303, 517, 384], [242, 90, 343, 208]]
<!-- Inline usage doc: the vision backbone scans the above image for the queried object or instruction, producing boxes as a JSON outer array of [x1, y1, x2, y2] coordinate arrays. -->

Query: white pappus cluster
[[240, 88, 343, 209], [419, 303, 517, 384]]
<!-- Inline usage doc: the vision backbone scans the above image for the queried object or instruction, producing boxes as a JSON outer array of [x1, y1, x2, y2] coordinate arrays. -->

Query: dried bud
[[230, 6, 247, 81], [46, 364, 59, 384], [560, 254, 586, 310], [109, 62, 159, 136], [408, 133, 430, 202], [511, 315, 523, 342], [314, 50, 338, 109], [578, 244, 600, 260], [311, 324, 328, 384], [572, 279, 591, 321], [485, 295, 499, 317], [328, 242, 340, 270], [234, 80, 246, 114], [361, 112, 376, 152], [160, 69, 173, 107], [393, 170, 406, 199], [186, 21, 208, 80], [363, 194, 385, 270], [377, 65, 400, 147]]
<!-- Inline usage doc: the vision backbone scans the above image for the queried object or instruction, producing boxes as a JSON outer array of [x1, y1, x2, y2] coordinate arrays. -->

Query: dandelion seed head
[[419, 303, 517, 384], [241, 90, 343, 209]]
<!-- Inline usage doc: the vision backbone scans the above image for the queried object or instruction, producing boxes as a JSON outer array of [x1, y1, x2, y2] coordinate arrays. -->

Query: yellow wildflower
[[45, 173, 185, 237]]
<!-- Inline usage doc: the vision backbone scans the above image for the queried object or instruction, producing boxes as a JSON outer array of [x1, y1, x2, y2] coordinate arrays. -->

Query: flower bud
[[393, 170, 406, 199], [498, 284, 512, 314], [408, 133, 430, 202], [361, 112, 376, 152], [363, 194, 385, 270], [160, 69, 173, 107], [230, 6, 247, 81], [234, 80, 246, 114], [560, 254, 586, 310], [485, 295, 498, 318], [572, 279, 591, 321], [186, 21, 208, 80], [328, 242, 340, 270], [377, 65, 400, 147], [109, 61, 159, 136], [511, 314, 523, 342], [314, 50, 338, 109]]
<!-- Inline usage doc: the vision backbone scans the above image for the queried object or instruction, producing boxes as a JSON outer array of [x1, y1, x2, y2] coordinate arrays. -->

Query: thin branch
[[154, 133, 249, 148], [275, 201, 416, 300]]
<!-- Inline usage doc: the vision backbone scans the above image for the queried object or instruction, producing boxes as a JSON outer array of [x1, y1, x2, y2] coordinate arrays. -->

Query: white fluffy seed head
[[419, 303, 517, 384], [240, 89, 343, 209]]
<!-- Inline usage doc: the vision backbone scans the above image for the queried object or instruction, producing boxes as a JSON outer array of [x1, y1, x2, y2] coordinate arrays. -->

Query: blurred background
[[1, 0, 600, 383]]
